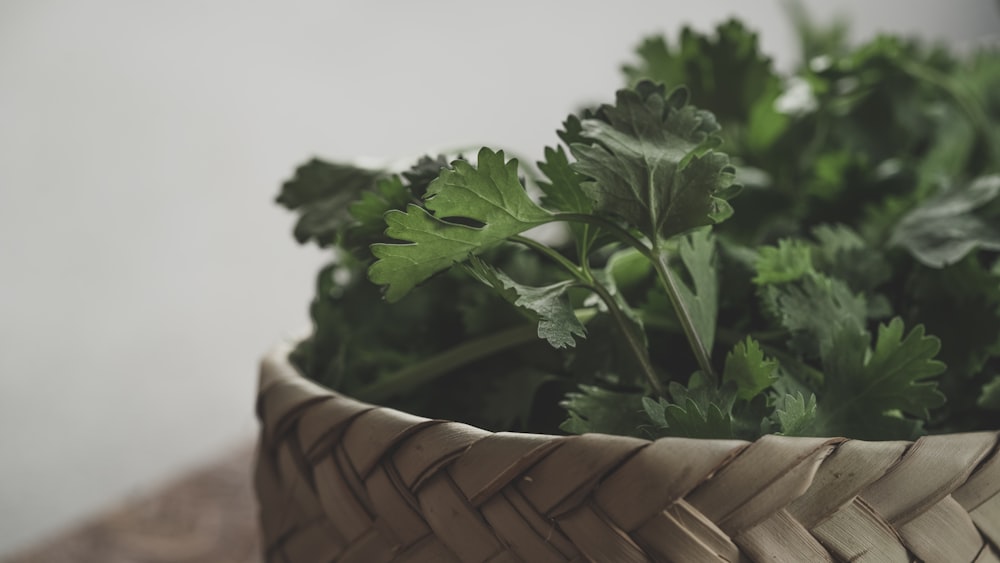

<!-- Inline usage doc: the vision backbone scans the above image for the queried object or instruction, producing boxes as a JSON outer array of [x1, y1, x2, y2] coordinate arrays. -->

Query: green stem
[[513, 233, 662, 395], [511, 235, 584, 279], [649, 244, 718, 383], [354, 324, 540, 403], [554, 213, 650, 254], [578, 225, 595, 279], [585, 281, 664, 396], [557, 212, 718, 387]]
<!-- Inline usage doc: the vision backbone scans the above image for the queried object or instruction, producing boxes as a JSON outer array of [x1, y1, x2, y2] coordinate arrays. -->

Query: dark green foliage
[[278, 17, 1000, 441]]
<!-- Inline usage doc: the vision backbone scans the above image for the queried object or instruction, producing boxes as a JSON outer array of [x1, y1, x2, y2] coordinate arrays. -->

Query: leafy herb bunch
[[278, 19, 1000, 441]]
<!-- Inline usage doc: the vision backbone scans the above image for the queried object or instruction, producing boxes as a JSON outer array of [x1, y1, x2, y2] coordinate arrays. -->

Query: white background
[[1, 0, 998, 555]]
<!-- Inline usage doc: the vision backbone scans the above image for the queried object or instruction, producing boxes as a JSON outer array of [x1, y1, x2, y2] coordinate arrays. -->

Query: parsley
[[278, 17, 1000, 440]]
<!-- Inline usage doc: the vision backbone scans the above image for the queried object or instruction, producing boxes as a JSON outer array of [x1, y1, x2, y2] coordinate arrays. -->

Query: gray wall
[[1, 0, 997, 554]]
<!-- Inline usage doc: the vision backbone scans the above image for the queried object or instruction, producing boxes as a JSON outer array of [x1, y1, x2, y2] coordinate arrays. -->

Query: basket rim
[[259, 338, 999, 446], [255, 339, 1000, 563]]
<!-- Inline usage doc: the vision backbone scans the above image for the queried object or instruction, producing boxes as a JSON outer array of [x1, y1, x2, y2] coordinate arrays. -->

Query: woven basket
[[255, 341, 1000, 562]]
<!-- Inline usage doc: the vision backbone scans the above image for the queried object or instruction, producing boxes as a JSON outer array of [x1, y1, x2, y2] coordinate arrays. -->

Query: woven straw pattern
[[255, 343, 1000, 563]]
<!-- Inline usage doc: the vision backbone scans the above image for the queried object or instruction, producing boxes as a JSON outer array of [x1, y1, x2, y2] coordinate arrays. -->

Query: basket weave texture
[[255, 342, 1000, 563]]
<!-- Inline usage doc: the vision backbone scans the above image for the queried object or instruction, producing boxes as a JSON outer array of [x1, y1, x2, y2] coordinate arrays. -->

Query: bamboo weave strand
[[255, 343, 1000, 563]]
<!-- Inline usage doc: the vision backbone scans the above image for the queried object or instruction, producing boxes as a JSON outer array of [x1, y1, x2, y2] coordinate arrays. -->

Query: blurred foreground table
[[5, 444, 261, 563]]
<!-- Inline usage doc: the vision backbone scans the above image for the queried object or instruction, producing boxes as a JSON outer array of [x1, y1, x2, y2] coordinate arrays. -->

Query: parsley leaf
[[343, 175, 412, 253], [772, 392, 819, 436], [571, 81, 738, 242], [641, 372, 770, 440], [466, 256, 586, 349], [369, 148, 553, 301], [276, 158, 384, 247], [282, 17, 1000, 444], [644, 395, 734, 440], [891, 175, 1000, 267], [753, 239, 813, 285], [560, 385, 648, 438], [623, 19, 781, 126], [723, 337, 778, 400], [537, 144, 598, 251], [670, 228, 720, 355], [810, 224, 891, 296], [537, 145, 592, 215], [818, 318, 946, 439]]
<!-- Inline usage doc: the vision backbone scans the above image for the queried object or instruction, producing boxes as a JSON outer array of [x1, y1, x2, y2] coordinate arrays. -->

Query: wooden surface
[[4, 445, 261, 563]]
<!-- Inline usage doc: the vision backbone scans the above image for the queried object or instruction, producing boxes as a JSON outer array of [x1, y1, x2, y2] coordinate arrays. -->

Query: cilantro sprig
[[278, 17, 1000, 440]]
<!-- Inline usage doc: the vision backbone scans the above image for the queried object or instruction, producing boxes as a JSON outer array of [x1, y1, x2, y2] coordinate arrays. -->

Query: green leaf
[[772, 392, 819, 436], [891, 175, 1000, 267], [341, 175, 413, 252], [766, 274, 868, 359], [537, 145, 592, 214], [658, 397, 734, 439], [369, 148, 553, 301], [570, 81, 738, 242], [350, 176, 409, 224], [537, 144, 599, 251], [276, 158, 384, 247], [671, 229, 720, 355], [644, 371, 773, 440], [810, 224, 891, 294], [402, 154, 453, 199], [623, 19, 781, 125], [862, 319, 947, 417], [904, 257, 1000, 379], [723, 337, 779, 400], [753, 239, 813, 285], [466, 257, 585, 349], [818, 318, 946, 439], [560, 385, 648, 438]]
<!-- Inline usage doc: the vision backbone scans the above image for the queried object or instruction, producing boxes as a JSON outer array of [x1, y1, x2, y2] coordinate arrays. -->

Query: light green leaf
[[753, 239, 814, 285], [773, 392, 819, 436], [570, 81, 737, 242], [369, 148, 553, 301], [723, 337, 779, 400]]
